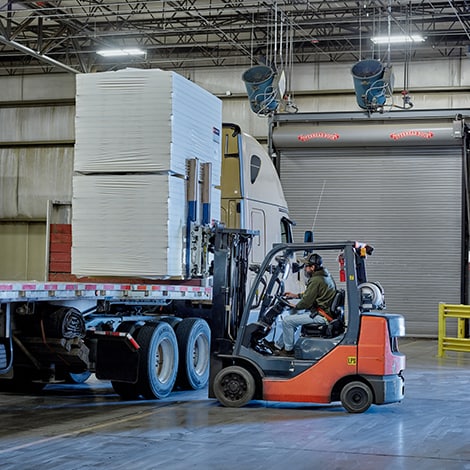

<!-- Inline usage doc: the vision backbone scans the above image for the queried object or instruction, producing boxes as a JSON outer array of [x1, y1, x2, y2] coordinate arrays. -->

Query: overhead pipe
[[0, 35, 80, 74]]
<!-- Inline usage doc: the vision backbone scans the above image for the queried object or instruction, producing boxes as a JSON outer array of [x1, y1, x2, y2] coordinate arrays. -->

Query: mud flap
[[95, 333, 140, 382]]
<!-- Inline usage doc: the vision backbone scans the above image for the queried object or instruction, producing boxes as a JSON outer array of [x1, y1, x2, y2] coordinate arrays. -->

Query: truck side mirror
[[304, 231, 314, 243]]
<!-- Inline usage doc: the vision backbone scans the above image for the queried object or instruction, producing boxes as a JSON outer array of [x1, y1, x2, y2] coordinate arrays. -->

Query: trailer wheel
[[111, 381, 140, 400], [137, 323, 178, 399], [340, 381, 373, 413], [213, 365, 255, 408], [175, 318, 210, 390]]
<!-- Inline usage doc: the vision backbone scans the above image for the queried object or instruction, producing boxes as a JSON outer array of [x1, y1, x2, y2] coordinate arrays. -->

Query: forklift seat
[[301, 289, 345, 338]]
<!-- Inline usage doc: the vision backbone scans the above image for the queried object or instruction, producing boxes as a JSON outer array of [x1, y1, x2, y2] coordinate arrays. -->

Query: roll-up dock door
[[271, 111, 469, 336]]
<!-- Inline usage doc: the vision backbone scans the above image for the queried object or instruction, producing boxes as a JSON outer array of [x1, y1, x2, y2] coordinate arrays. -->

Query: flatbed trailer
[[0, 226, 256, 399], [0, 281, 212, 303]]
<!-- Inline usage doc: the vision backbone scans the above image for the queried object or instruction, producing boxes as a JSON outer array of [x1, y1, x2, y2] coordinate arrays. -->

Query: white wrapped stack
[[74, 69, 222, 176], [72, 68, 222, 278]]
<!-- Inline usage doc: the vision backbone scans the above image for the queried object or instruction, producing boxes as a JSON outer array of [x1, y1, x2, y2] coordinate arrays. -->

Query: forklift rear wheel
[[340, 381, 373, 413], [213, 365, 255, 408]]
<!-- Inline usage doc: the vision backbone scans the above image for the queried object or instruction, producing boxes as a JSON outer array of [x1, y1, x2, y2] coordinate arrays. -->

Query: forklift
[[209, 240, 405, 413]]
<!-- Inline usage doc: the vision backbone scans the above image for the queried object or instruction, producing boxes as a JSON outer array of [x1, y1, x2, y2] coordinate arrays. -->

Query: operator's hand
[[284, 292, 298, 300]]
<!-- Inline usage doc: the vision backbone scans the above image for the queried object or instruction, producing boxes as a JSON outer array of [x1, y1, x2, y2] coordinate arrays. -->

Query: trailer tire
[[137, 323, 178, 399], [175, 318, 211, 390], [111, 381, 140, 400], [340, 380, 373, 413], [213, 365, 255, 408]]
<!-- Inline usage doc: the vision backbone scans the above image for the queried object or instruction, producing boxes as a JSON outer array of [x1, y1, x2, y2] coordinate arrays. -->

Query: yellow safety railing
[[438, 303, 470, 357]]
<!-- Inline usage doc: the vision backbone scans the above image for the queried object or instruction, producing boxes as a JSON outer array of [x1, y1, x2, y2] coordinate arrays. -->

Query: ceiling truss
[[0, 0, 469, 75]]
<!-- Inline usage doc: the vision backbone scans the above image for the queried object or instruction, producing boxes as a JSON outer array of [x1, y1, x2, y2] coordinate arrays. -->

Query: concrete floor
[[0, 338, 469, 470]]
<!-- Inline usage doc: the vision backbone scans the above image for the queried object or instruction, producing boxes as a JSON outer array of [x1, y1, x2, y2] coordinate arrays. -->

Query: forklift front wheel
[[213, 365, 255, 408], [340, 380, 373, 413]]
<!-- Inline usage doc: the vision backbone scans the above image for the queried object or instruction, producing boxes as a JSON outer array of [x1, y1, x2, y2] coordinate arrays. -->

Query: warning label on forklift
[[347, 356, 357, 365]]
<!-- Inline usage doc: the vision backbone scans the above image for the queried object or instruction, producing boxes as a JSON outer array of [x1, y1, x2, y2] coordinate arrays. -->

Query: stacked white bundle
[[72, 174, 186, 277], [72, 69, 222, 278], [74, 68, 222, 178]]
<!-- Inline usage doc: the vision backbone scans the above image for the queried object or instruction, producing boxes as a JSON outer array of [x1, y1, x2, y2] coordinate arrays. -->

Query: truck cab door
[[250, 209, 266, 264]]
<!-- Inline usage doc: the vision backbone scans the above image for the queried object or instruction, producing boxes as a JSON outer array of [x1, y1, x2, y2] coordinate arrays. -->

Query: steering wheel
[[274, 294, 292, 309], [260, 294, 292, 327]]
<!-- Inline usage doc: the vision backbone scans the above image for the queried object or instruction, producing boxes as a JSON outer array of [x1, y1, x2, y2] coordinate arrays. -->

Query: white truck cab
[[220, 123, 293, 265]]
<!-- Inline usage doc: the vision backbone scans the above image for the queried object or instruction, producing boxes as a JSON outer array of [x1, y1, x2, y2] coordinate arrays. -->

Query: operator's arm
[[294, 278, 320, 311], [284, 291, 304, 308]]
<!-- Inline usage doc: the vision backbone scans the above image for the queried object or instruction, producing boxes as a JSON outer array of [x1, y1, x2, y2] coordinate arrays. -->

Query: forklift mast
[[210, 226, 257, 354]]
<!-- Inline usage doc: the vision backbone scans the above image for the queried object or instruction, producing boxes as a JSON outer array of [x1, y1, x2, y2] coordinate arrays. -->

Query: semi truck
[[0, 69, 293, 399]]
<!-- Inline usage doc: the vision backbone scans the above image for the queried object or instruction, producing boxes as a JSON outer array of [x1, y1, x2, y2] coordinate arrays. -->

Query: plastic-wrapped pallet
[[72, 174, 186, 278], [74, 68, 222, 181]]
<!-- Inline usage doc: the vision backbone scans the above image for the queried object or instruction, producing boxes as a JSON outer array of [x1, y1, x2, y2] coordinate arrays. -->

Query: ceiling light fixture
[[97, 48, 146, 57], [371, 35, 425, 44]]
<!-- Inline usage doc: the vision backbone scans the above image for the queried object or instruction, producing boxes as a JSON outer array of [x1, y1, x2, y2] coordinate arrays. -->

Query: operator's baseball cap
[[298, 253, 323, 267]]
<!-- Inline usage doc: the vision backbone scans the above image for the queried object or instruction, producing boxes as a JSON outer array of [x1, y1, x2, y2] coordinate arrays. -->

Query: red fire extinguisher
[[338, 253, 345, 282]]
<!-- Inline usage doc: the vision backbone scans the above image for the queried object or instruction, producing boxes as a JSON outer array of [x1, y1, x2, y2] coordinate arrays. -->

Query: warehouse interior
[[1, 1, 470, 469]]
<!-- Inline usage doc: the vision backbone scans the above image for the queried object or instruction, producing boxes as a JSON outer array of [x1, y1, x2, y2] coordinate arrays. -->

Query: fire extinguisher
[[338, 253, 345, 282]]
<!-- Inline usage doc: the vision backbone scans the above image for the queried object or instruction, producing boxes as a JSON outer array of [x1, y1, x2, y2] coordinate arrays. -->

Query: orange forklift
[[209, 240, 405, 413]]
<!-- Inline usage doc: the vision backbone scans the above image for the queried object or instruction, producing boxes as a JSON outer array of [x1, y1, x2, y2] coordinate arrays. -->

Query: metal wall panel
[[0, 106, 75, 143], [0, 74, 75, 102], [279, 146, 462, 337], [0, 222, 46, 280], [0, 147, 73, 219], [0, 151, 18, 217], [0, 94, 75, 280]]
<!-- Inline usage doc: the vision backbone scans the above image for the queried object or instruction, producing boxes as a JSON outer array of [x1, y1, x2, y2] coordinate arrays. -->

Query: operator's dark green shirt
[[294, 268, 336, 314]]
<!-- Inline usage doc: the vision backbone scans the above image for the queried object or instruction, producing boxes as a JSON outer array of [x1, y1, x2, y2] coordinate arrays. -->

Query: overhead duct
[[242, 65, 280, 115], [351, 59, 393, 113]]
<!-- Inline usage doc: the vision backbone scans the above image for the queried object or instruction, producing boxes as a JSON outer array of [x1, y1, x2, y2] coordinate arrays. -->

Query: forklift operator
[[276, 253, 337, 357]]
